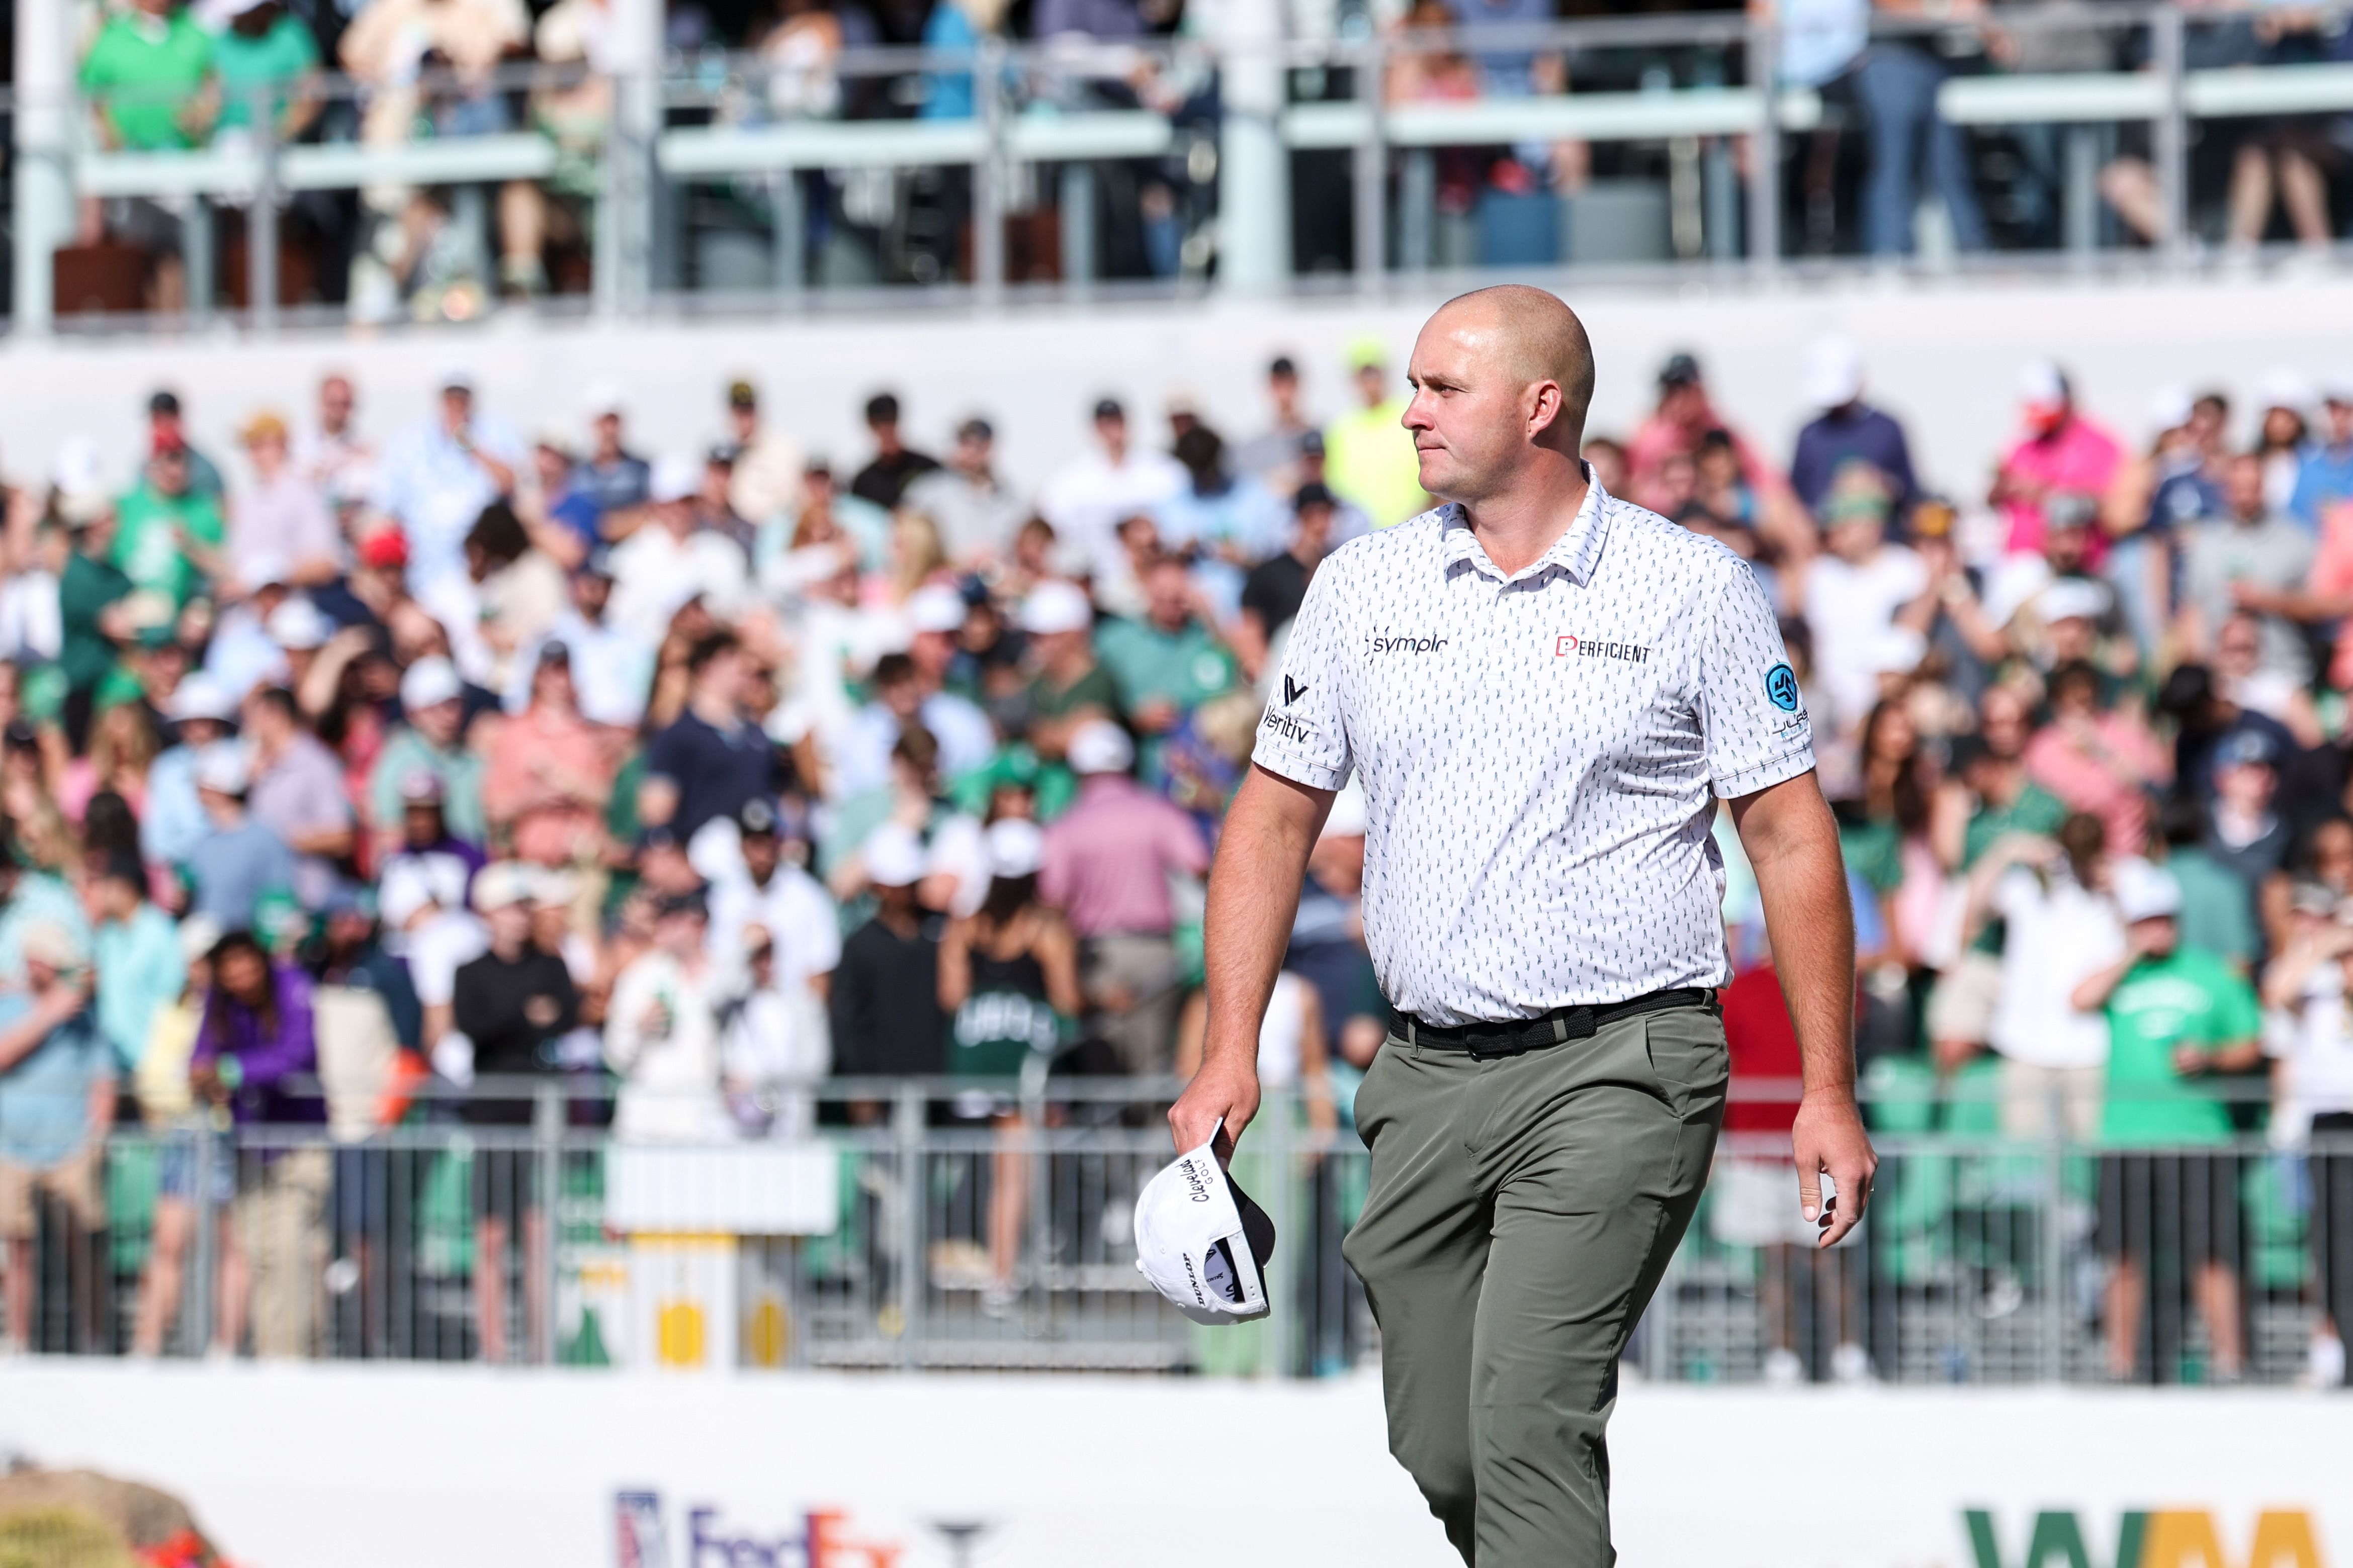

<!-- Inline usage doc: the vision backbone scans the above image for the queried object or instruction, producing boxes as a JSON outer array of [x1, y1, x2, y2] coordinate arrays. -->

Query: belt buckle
[[1465, 1027, 1533, 1062]]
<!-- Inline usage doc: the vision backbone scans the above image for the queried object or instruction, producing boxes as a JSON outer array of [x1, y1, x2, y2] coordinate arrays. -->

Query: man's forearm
[[1200, 767, 1329, 1067], [1735, 778, 1857, 1098]]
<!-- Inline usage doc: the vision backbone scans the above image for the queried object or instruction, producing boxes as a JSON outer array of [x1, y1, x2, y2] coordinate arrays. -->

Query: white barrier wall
[[4, 1361, 2350, 1568], [5, 273, 2353, 516]]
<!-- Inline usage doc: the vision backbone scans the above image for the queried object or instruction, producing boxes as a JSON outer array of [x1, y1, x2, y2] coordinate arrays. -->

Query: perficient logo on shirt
[[1555, 634, 1650, 664]]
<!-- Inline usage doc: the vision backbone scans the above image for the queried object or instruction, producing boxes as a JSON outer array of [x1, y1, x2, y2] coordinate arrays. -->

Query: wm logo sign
[[1966, 1510, 2324, 1568]]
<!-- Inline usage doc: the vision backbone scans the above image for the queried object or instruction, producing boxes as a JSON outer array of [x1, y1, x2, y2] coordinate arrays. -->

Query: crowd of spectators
[[9, 330, 2353, 1382], [71, 0, 2353, 317]]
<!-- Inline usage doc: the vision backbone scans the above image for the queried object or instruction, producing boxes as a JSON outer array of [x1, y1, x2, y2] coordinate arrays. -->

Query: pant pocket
[[1640, 1009, 1729, 1120]]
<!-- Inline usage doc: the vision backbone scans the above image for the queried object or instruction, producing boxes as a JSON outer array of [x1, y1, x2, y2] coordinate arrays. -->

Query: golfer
[[1170, 286, 1874, 1565]]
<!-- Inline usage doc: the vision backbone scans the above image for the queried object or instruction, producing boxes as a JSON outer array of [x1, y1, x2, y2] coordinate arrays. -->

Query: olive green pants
[[1342, 1002, 1727, 1566]]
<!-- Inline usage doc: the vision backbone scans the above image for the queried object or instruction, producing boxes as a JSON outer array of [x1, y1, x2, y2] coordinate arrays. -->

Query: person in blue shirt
[[89, 854, 186, 1076], [1790, 340, 1920, 525], [0, 921, 110, 1355], [571, 384, 652, 523], [2290, 380, 2353, 531]]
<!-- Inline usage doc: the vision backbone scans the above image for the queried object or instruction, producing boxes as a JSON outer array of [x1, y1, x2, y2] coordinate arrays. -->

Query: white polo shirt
[[1253, 480, 1814, 1025]]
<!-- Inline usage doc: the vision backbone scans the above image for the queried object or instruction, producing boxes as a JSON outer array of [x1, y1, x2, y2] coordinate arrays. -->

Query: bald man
[[1171, 287, 1873, 1565]]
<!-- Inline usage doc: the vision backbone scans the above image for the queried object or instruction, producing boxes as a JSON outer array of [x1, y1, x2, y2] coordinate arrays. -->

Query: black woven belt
[[1389, 988, 1713, 1060]]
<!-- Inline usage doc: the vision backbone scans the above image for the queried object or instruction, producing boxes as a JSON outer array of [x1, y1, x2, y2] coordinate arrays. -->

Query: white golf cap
[[1802, 337, 1863, 410], [2146, 384, 2194, 436], [2018, 359, 2066, 408], [649, 454, 702, 504], [2323, 366, 2353, 406], [179, 913, 224, 966], [986, 817, 1045, 879], [863, 822, 928, 889], [241, 552, 290, 592], [266, 596, 332, 651], [399, 656, 463, 712], [907, 584, 970, 635], [437, 362, 477, 393], [166, 674, 236, 724], [1019, 580, 1094, 636], [583, 379, 627, 418], [1134, 1124, 1275, 1327], [472, 861, 539, 913], [2112, 858, 2183, 925], [2038, 578, 2110, 625], [1066, 719, 1134, 776], [193, 741, 250, 796]]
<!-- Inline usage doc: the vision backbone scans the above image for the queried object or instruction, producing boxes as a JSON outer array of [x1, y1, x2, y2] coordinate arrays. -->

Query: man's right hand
[[1168, 1050, 1261, 1158]]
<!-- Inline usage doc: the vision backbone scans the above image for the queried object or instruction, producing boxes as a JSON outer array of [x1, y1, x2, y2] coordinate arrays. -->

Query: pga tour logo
[[615, 1491, 907, 1568]]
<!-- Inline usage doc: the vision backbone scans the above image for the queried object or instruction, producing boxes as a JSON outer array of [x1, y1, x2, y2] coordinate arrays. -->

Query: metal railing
[[3, 1074, 2344, 1386], [16, 3, 2353, 332]]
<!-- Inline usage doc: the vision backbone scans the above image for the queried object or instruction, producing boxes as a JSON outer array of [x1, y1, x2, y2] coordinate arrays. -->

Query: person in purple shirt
[[192, 929, 328, 1356], [1790, 340, 1920, 527]]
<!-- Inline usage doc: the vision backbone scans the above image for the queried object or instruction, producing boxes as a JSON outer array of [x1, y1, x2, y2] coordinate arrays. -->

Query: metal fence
[[19, 1, 2353, 332], [4, 1074, 2346, 1386]]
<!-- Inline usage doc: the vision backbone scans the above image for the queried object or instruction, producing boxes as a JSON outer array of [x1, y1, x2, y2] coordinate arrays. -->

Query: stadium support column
[[597, 0, 660, 317], [12, 0, 72, 335], [1216, 8, 1288, 296]]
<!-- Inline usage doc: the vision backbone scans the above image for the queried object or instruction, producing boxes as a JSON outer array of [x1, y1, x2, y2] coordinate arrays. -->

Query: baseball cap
[[166, 674, 237, 725], [727, 379, 759, 409], [2322, 366, 2353, 407], [358, 527, 408, 571], [399, 656, 463, 712], [1802, 338, 1862, 409], [656, 888, 710, 921], [398, 768, 446, 805], [1134, 1124, 1276, 1327], [650, 454, 702, 505], [241, 552, 291, 592], [2258, 367, 2313, 415], [737, 797, 780, 838], [267, 597, 332, 651], [579, 545, 617, 580], [2215, 728, 2279, 770], [238, 410, 289, 445], [1019, 580, 1094, 636], [148, 390, 183, 418], [1092, 397, 1125, 422], [583, 380, 627, 419], [955, 416, 993, 443], [1658, 351, 1702, 388], [1067, 720, 1134, 777], [437, 362, 476, 394], [907, 584, 970, 635], [863, 823, 928, 889], [194, 742, 250, 796], [2018, 359, 2067, 412], [1293, 481, 1337, 514], [2038, 578, 2110, 625], [2111, 858, 2183, 925], [986, 817, 1045, 880], [473, 861, 538, 913], [1346, 333, 1388, 373]]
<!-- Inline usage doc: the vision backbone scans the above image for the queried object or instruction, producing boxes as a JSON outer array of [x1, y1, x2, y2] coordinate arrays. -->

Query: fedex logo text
[[1965, 1508, 2324, 1568]]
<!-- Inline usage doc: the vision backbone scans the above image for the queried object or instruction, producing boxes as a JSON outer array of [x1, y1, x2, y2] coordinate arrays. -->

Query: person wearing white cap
[[938, 814, 1083, 1304], [370, 372, 520, 593], [828, 822, 951, 1078], [1991, 360, 2122, 556], [0, 914, 110, 1358], [2067, 857, 2261, 1385], [2180, 451, 2317, 687], [1173, 289, 1870, 1566], [141, 675, 241, 867], [186, 742, 301, 930], [450, 859, 580, 1362], [1039, 719, 1207, 1077], [604, 453, 753, 645], [1789, 338, 1918, 521], [368, 655, 489, 860], [2289, 369, 2353, 530], [1016, 580, 1122, 767]]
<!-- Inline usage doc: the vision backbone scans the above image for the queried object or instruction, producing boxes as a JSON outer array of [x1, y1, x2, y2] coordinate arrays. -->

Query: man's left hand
[[1791, 1089, 1877, 1249]]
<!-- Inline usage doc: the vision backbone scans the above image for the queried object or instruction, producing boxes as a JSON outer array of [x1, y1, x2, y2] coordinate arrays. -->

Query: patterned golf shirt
[[1252, 475, 1814, 1025]]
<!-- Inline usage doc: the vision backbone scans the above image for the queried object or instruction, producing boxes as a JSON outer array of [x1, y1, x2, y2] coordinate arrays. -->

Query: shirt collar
[[1436, 465, 1613, 586]]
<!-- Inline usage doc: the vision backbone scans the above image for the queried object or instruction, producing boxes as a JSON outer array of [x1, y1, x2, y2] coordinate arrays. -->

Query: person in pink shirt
[[1991, 361, 2124, 560], [1625, 351, 1812, 566], [2023, 661, 2169, 855], [1037, 719, 1208, 1075], [482, 643, 626, 867]]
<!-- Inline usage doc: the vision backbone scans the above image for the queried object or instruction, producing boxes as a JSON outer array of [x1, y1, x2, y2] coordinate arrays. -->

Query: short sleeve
[[1696, 557, 1816, 798], [1250, 560, 1352, 791]]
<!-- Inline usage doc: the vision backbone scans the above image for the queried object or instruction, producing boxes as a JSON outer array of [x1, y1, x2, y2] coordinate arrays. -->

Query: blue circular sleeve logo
[[1765, 663, 1800, 712]]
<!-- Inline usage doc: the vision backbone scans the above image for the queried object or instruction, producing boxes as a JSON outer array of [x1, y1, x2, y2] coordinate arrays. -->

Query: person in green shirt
[[57, 506, 134, 719], [114, 447, 225, 611], [1091, 556, 1237, 750], [79, 0, 217, 151], [212, 0, 321, 136], [2070, 860, 2261, 1382], [1321, 335, 1428, 529]]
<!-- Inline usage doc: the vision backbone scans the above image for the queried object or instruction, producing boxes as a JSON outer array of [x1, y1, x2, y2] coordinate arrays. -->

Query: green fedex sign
[[1966, 1509, 2323, 1568]]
